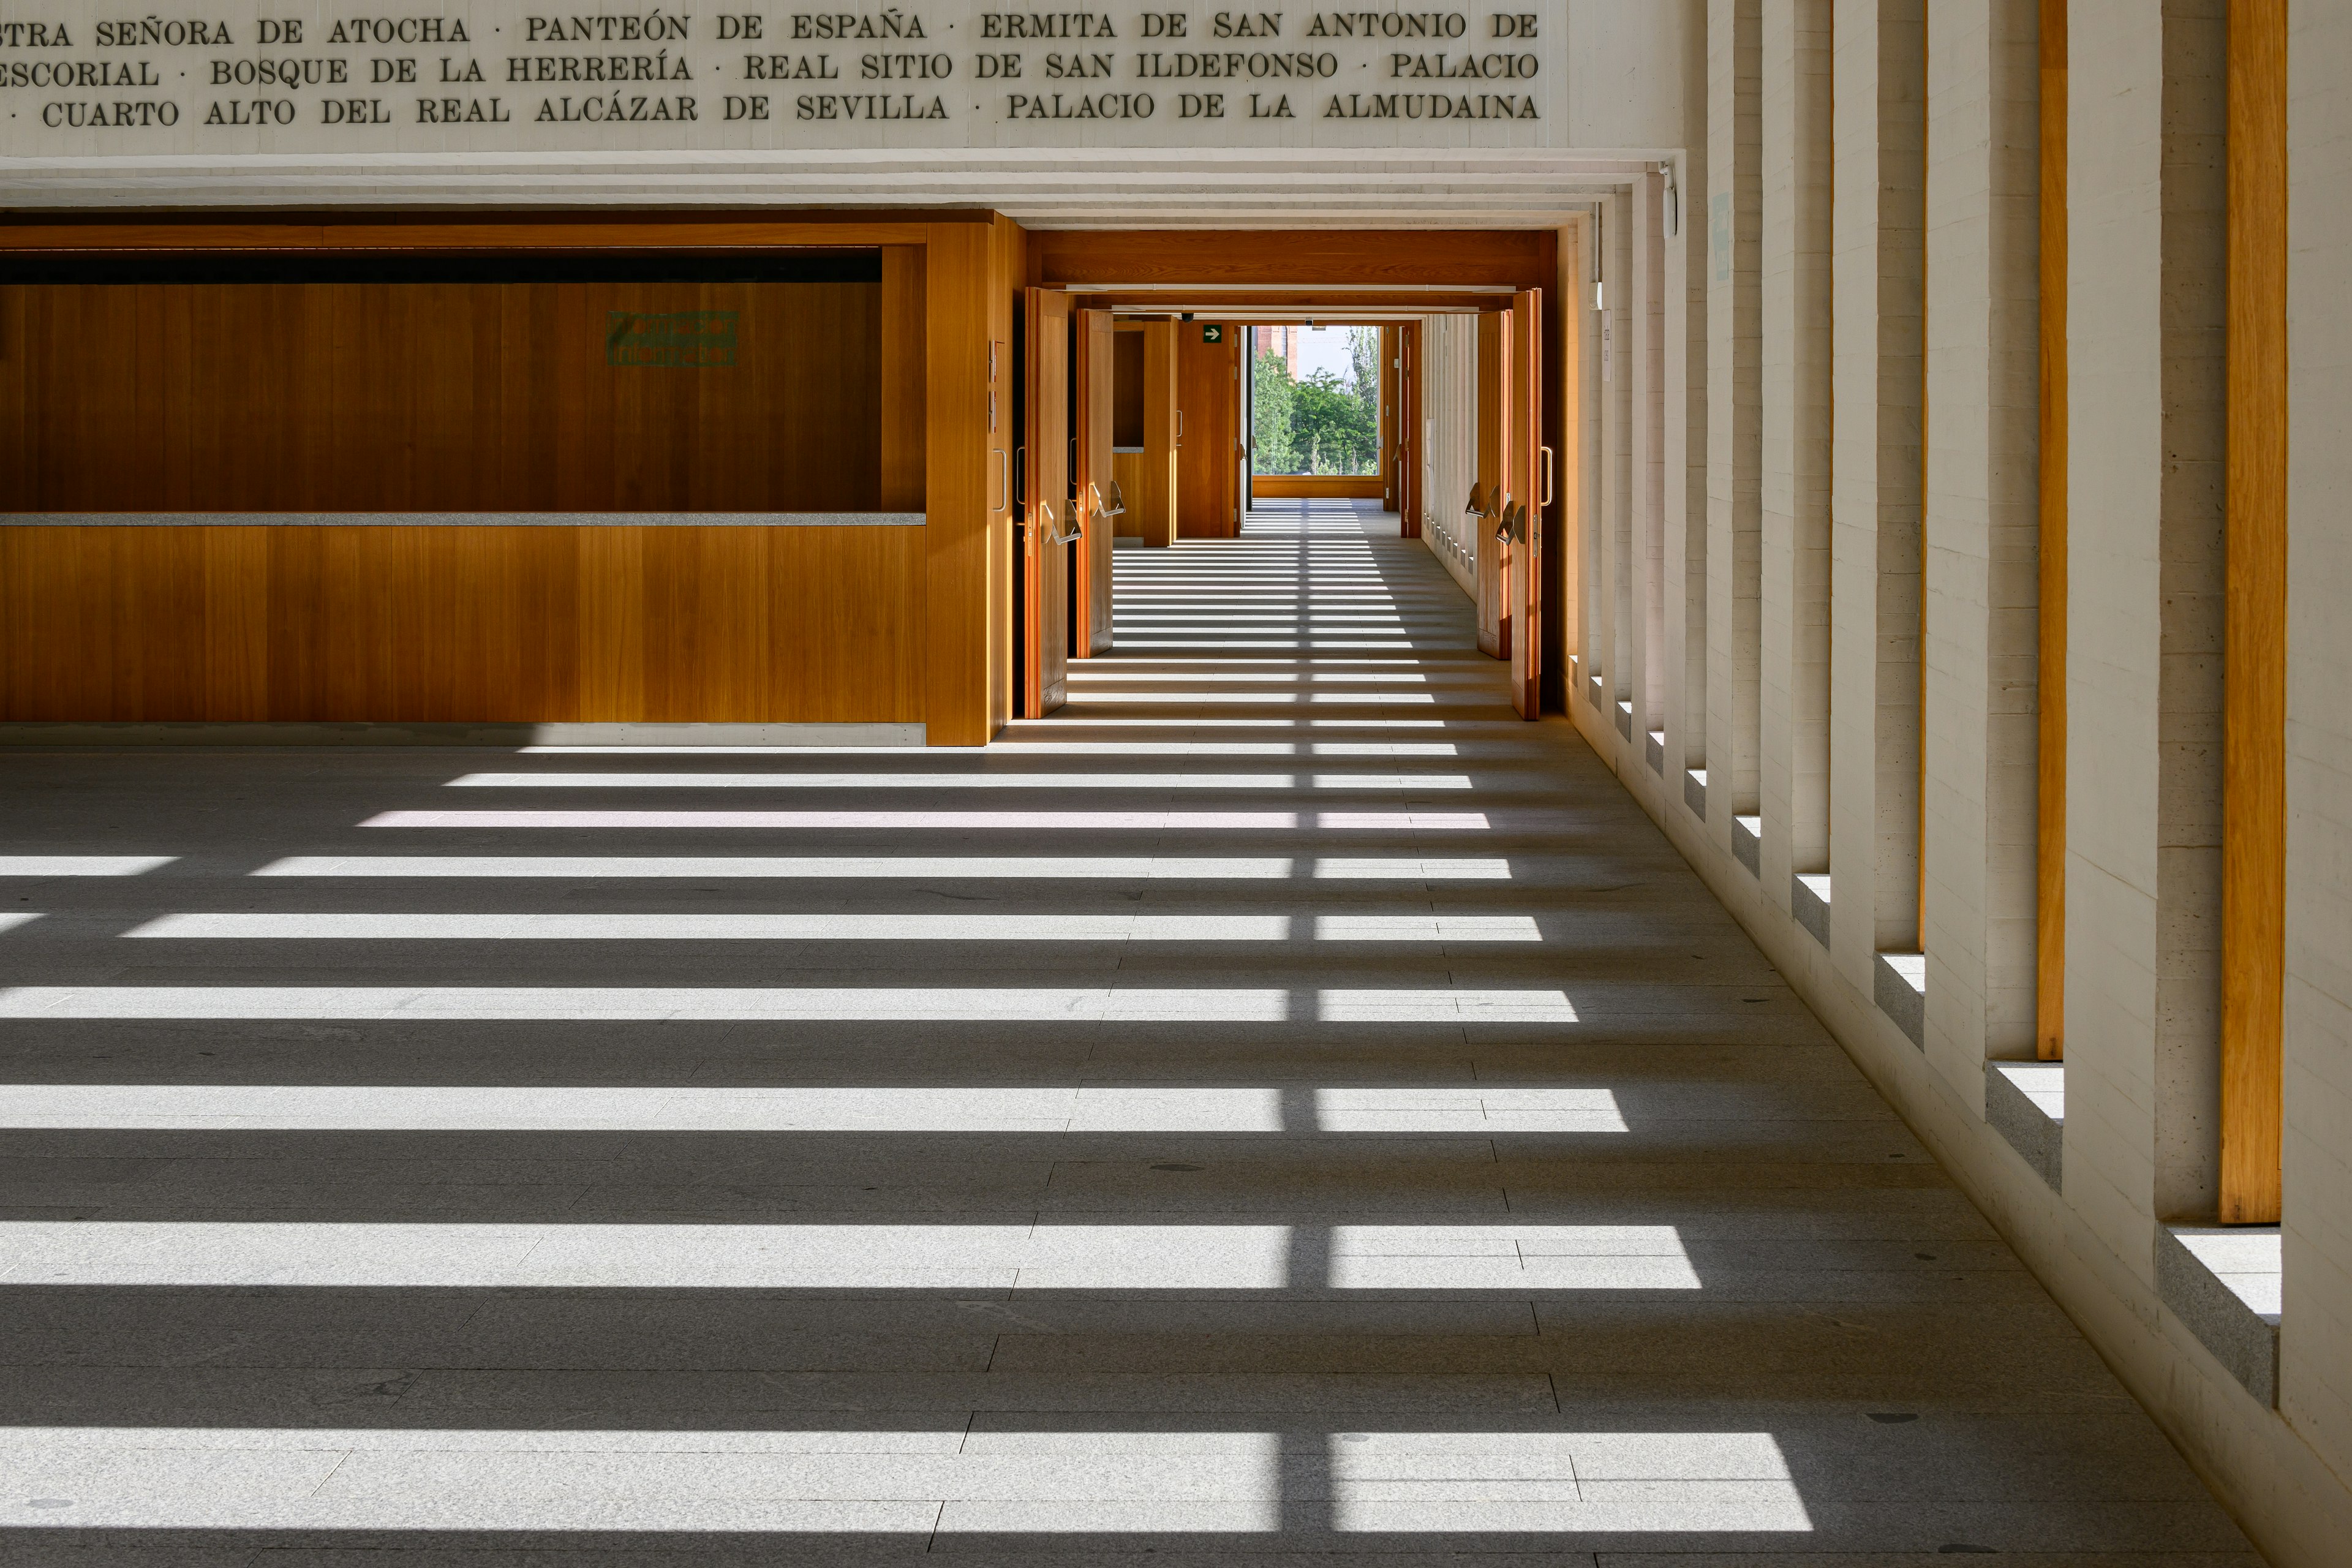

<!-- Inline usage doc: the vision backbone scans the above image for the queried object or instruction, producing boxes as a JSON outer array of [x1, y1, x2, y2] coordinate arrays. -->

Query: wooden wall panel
[[773, 526, 926, 722], [0, 214, 1006, 744], [0, 281, 884, 514], [0, 525, 922, 725]]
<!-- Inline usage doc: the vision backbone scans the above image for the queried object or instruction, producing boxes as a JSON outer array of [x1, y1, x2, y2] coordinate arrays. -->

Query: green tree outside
[[1251, 349, 1297, 473], [1250, 326, 1381, 477]]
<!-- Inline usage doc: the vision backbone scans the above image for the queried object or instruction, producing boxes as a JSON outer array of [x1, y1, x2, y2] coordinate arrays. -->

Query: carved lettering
[[1321, 89, 1535, 118], [508, 53, 695, 82], [94, 20, 235, 47], [862, 52, 952, 78], [1305, 12, 1466, 39], [745, 54, 839, 79], [1133, 51, 1336, 79], [789, 12, 927, 42], [524, 13, 692, 43], [2, 60, 159, 88], [535, 92, 699, 119], [43, 99, 180, 126], [795, 91, 948, 118], [326, 18, 472, 45], [979, 12, 1116, 39]]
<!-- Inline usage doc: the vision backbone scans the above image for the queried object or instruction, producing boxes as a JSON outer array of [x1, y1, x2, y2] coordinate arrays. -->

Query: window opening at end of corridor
[[1250, 324, 1383, 478]]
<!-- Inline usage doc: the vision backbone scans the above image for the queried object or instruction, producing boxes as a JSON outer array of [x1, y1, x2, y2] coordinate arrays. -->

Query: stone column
[[1828, 0, 1925, 1000], [2064, 0, 2226, 1253], [1706, 0, 1765, 846], [1760, 0, 1836, 907], [1922, 0, 2042, 1092]]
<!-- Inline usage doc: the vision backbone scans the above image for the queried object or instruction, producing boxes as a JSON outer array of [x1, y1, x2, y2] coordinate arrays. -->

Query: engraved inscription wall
[[0, 4, 1564, 153]]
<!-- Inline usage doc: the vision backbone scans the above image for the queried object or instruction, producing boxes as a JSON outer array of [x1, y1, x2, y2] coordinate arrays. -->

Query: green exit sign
[[1202, 323, 1223, 343], [607, 310, 737, 368]]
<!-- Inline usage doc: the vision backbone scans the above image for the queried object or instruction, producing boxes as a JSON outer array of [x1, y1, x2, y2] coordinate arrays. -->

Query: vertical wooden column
[[2037, 0, 2068, 1060], [880, 246, 927, 512], [922, 221, 1008, 746], [2220, 0, 2288, 1224]]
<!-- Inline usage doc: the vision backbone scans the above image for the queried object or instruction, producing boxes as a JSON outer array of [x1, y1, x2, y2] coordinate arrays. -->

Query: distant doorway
[[1245, 323, 1390, 509]]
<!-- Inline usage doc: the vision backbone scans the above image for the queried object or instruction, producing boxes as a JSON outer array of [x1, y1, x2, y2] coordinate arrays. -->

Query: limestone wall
[[1570, 3, 2352, 1564]]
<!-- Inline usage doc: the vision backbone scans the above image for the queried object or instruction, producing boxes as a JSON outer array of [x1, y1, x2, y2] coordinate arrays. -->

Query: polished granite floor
[[0, 502, 2261, 1564]]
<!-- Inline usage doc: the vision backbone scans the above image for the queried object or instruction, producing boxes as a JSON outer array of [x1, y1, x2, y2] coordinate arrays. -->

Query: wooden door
[[1176, 322, 1240, 540], [1397, 323, 1422, 538], [1507, 290, 1544, 719], [1076, 307, 1115, 655], [1021, 286, 1072, 717], [1139, 322, 1179, 546], [1474, 310, 1508, 659]]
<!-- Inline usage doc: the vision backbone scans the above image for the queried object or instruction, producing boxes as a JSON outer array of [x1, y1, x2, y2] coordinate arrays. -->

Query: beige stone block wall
[[1569, 1, 2352, 1562], [2283, 0, 2352, 1506]]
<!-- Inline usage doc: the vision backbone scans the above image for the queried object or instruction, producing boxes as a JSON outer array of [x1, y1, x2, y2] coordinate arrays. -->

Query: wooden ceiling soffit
[[1031, 229, 1551, 290], [1073, 292, 1510, 314]]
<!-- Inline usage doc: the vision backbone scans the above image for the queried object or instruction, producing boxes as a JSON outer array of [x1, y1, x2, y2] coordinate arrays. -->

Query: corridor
[[0, 502, 2255, 1562]]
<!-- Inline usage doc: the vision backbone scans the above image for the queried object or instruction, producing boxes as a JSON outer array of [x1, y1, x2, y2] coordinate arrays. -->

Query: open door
[[1076, 307, 1115, 656], [1020, 286, 1074, 717], [1507, 290, 1544, 719], [1474, 310, 1509, 660]]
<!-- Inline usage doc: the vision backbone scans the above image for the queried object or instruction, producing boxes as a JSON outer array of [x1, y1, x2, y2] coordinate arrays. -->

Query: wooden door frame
[[1476, 309, 1508, 660], [1075, 307, 1115, 656], [1019, 284, 1072, 717], [1509, 290, 1544, 719]]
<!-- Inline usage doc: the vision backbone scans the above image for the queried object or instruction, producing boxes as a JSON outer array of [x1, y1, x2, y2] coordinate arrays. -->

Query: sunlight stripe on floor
[[359, 810, 1490, 830], [446, 772, 1475, 791], [126, 913, 1543, 942], [0, 1084, 1626, 1132], [0, 986, 1576, 1022], [251, 855, 1513, 880], [0, 1428, 1806, 1535], [0, 1221, 1692, 1289]]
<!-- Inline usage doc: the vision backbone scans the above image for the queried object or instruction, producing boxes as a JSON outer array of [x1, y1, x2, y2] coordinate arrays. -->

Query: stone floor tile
[[0, 503, 2254, 1561]]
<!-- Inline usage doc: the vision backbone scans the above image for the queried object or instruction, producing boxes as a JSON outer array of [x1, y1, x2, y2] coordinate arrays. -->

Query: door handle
[[992, 448, 1008, 513], [1177, 409, 1185, 442], [1540, 446, 1555, 507]]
